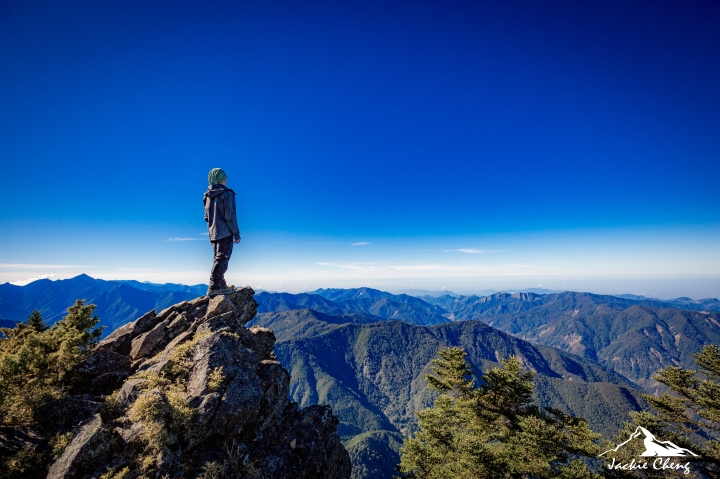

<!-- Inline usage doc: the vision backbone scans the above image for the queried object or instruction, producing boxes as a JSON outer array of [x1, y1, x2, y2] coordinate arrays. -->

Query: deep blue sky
[[1, 0, 719, 297]]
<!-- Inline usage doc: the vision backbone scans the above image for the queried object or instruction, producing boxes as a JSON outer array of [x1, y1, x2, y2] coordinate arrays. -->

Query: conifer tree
[[608, 344, 720, 478], [398, 347, 604, 479], [0, 300, 104, 478], [425, 347, 475, 398], [0, 299, 103, 427], [25, 309, 48, 332]]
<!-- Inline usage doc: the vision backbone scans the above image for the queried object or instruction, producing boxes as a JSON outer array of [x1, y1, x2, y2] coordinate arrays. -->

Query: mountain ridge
[[4, 276, 718, 394], [0, 275, 203, 334], [250, 311, 648, 479]]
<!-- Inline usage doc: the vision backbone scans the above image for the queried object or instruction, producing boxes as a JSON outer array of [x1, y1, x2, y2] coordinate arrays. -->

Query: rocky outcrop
[[48, 287, 351, 479]]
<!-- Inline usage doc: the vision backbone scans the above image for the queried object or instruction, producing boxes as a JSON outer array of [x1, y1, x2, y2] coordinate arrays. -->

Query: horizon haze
[[2, 273, 719, 302]]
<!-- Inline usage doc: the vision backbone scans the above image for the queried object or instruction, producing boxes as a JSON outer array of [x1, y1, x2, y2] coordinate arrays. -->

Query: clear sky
[[1, 0, 719, 298]]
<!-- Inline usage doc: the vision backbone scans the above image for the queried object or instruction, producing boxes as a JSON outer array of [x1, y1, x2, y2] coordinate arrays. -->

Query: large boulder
[[49, 287, 351, 479], [46, 415, 110, 479]]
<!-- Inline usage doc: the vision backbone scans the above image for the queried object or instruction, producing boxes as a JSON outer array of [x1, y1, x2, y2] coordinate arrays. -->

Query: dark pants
[[210, 236, 234, 288]]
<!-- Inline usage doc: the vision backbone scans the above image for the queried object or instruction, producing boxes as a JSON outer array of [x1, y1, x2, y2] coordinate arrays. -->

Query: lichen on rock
[[48, 287, 351, 479]]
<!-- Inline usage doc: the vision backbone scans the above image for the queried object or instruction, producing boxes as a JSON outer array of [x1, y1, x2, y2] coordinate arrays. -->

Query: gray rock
[[209, 362, 265, 435], [75, 351, 130, 376], [229, 287, 259, 323], [167, 311, 188, 335], [95, 310, 157, 356], [186, 295, 210, 319], [156, 448, 175, 475], [71, 351, 132, 395], [191, 390, 222, 434], [157, 303, 184, 320], [164, 327, 196, 351], [47, 414, 110, 479], [205, 294, 237, 320], [198, 310, 236, 334], [248, 326, 276, 359], [128, 318, 169, 360], [51, 287, 350, 479], [88, 371, 129, 395], [114, 422, 144, 445], [136, 356, 171, 377], [33, 395, 102, 431], [115, 378, 147, 409]]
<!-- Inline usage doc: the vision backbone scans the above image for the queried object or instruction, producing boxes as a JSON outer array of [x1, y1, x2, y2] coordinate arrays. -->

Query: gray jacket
[[204, 185, 241, 241]]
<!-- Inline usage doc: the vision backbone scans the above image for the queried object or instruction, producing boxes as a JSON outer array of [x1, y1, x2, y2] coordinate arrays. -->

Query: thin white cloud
[[165, 237, 203, 242], [315, 262, 535, 277], [10, 274, 55, 286], [443, 248, 506, 254], [351, 242, 371, 246], [0, 263, 91, 269]]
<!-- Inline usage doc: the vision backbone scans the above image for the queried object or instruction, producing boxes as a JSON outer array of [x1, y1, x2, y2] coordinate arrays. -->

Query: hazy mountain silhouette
[[395, 289, 459, 298], [0, 274, 202, 333], [114, 279, 207, 296], [614, 294, 720, 312], [0, 319, 17, 329]]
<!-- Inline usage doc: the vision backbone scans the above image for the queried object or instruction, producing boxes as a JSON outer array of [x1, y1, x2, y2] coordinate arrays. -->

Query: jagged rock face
[[49, 287, 351, 479]]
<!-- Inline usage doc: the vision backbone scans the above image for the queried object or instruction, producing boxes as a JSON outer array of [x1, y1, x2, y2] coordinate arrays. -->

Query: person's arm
[[223, 191, 241, 242], [203, 196, 209, 225]]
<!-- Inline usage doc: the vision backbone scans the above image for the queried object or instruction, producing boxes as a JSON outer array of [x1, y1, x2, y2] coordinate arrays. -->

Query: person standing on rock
[[204, 168, 241, 296]]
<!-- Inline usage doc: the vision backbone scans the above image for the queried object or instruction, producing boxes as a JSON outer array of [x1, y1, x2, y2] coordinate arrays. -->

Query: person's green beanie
[[208, 168, 228, 185]]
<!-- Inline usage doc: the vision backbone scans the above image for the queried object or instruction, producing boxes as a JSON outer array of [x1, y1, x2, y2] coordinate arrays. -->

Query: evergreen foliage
[[0, 300, 103, 478], [425, 347, 475, 398], [25, 310, 48, 332], [398, 347, 604, 479], [608, 344, 720, 478], [0, 300, 102, 427]]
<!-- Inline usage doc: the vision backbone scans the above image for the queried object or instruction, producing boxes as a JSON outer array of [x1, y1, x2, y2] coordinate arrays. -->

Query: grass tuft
[[50, 431, 74, 459], [207, 367, 225, 392], [99, 466, 130, 479]]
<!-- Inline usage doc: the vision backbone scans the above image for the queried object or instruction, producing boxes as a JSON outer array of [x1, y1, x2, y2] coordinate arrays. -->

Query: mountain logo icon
[[600, 426, 699, 458]]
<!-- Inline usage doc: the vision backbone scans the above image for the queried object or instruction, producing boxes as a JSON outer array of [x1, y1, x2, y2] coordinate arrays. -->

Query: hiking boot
[[207, 284, 236, 297]]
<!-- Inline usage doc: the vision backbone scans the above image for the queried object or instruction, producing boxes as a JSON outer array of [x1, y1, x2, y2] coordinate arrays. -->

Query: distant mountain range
[[393, 288, 459, 298], [0, 274, 204, 333], [0, 319, 17, 329], [422, 291, 720, 392], [255, 288, 720, 391], [612, 293, 720, 312], [3, 275, 719, 479], [397, 287, 566, 299], [114, 279, 208, 296], [3, 276, 718, 391]]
